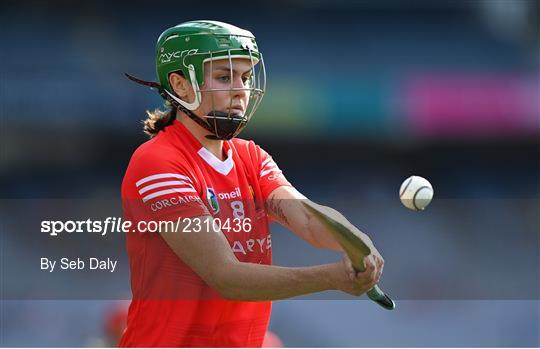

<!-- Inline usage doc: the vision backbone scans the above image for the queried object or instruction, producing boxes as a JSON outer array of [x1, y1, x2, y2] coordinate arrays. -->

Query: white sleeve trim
[[136, 173, 192, 187]]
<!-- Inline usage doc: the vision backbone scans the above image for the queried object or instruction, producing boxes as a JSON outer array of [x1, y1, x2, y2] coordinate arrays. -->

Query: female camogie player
[[120, 20, 385, 347]]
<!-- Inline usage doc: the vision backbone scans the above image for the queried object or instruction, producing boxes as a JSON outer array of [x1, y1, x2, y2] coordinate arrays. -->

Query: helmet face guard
[[155, 21, 266, 140]]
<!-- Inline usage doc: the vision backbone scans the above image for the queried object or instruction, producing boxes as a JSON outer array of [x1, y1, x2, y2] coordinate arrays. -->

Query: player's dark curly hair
[[143, 101, 177, 138]]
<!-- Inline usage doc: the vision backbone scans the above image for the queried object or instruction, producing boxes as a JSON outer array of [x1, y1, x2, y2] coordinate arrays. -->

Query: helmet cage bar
[[227, 49, 234, 125], [209, 50, 218, 137], [250, 52, 266, 117]]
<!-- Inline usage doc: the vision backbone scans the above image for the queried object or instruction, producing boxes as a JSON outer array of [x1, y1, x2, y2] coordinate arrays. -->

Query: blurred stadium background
[[1, 0, 539, 346]]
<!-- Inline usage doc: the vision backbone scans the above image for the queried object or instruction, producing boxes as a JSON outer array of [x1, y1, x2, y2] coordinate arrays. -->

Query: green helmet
[[126, 20, 266, 139], [157, 21, 261, 91], [156, 20, 266, 139]]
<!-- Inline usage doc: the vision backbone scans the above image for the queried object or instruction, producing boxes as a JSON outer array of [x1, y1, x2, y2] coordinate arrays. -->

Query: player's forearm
[[309, 205, 376, 251], [161, 215, 342, 301], [216, 261, 337, 301], [302, 203, 376, 252], [304, 205, 346, 251], [267, 197, 343, 251]]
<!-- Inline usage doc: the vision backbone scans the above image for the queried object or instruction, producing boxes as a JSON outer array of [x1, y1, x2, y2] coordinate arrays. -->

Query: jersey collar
[[197, 147, 234, 175], [169, 120, 234, 176]]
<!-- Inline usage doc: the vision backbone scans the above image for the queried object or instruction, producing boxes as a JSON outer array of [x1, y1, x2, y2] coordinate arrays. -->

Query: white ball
[[399, 175, 434, 211]]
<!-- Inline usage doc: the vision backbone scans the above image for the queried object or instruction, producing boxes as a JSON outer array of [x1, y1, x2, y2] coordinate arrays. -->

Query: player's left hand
[[368, 247, 384, 283], [343, 250, 384, 285], [342, 253, 383, 292]]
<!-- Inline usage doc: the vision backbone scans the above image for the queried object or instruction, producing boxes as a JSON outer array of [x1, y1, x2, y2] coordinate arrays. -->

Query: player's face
[[196, 58, 254, 117]]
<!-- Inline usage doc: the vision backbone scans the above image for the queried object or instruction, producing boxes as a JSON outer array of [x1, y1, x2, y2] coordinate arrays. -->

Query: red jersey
[[119, 120, 291, 347]]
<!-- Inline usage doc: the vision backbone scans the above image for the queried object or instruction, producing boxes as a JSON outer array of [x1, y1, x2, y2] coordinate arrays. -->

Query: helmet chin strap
[[200, 111, 247, 140], [125, 73, 246, 140], [176, 105, 246, 141]]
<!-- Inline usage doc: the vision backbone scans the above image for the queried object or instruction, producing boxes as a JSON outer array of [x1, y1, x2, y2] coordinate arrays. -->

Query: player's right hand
[[332, 254, 381, 296]]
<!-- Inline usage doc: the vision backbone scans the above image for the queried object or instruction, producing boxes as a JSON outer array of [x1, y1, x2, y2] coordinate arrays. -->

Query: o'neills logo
[[206, 188, 220, 215], [217, 187, 241, 200]]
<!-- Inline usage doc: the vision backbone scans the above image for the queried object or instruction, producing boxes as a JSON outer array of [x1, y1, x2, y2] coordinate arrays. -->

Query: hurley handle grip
[[367, 285, 396, 310]]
